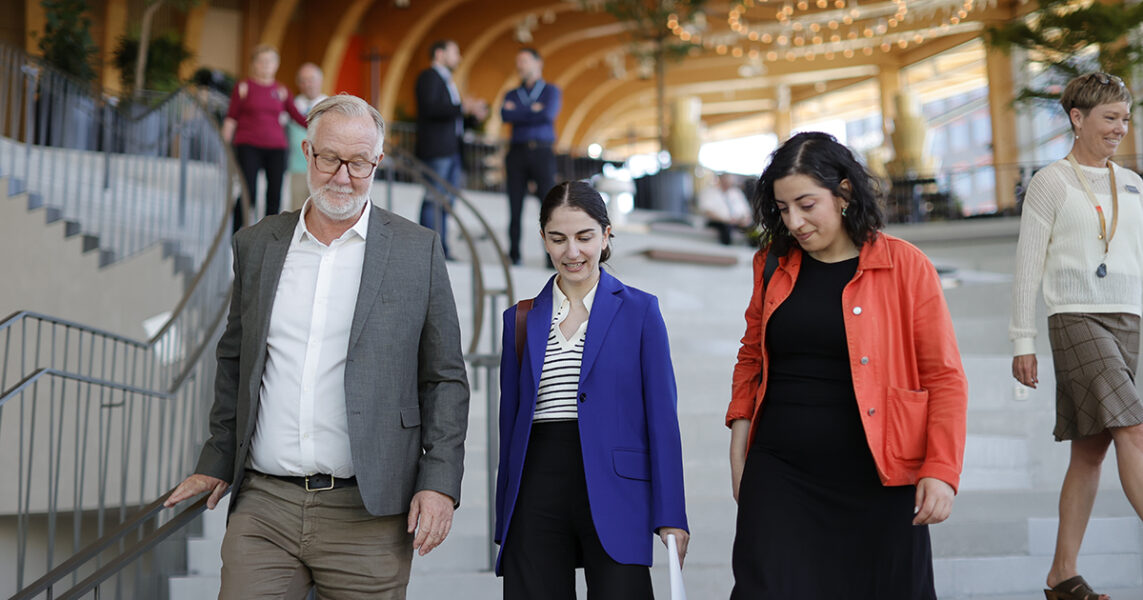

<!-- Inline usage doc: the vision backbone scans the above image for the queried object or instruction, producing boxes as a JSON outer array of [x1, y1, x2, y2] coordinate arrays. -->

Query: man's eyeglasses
[[309, 147, 378, 179]]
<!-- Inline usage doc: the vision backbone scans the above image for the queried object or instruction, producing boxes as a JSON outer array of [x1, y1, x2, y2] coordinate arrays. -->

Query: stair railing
[[0, 44, 232, 273], [1, 41, 518, 598]]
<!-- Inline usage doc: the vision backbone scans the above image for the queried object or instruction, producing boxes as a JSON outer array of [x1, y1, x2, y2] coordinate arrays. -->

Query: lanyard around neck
[[517, 80, 546, 106], [1067, 153, 1119, 255]]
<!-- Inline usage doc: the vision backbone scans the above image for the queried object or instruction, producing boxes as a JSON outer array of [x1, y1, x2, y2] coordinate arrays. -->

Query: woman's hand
[[221, 117, 237, 145], [659, 527, 689, 568], [729, 419, 751, 502], [1012, 354, 1038, 389], [913, 477, 955, 525]]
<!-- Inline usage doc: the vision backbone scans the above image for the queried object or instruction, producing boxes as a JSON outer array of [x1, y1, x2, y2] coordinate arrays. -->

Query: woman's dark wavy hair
[[539, 180, 614, 263], [753, 131, 883, 256]]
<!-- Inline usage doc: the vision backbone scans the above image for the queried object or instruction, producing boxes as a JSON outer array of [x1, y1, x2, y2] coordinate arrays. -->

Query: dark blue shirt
[[501, 80, 561, 145]]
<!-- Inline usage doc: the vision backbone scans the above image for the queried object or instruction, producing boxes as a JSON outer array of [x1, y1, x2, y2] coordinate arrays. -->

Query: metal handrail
[[10, 490, 212, 600], [0, 43, 238, 272], [0, 41, 240, 599], [381, 145, 516, 354], [1, 42, 520, 599]]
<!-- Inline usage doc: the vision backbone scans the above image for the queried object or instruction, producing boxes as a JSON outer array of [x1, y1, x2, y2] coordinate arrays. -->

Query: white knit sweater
[[1010, 158, 1143, 356]]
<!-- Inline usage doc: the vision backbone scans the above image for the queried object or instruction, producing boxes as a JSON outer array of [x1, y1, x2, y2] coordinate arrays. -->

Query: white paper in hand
[[667, 533, 686, 600]]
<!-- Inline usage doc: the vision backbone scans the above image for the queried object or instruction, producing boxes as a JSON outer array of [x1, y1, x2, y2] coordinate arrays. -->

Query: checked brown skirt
[[1048, 312, 1143, 441]]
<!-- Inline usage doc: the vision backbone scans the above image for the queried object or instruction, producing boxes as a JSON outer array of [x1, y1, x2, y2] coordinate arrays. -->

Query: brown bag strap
[[514, 298, 534, 367]]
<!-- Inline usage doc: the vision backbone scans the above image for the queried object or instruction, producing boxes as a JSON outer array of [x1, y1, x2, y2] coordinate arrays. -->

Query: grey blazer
[[194, 204, 469, 516]]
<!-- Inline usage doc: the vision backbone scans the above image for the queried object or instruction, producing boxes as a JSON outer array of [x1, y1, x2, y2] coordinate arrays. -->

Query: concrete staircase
[[168, 494, 227, 600], [163, 200, 1143, 600], [0, 175, 183, 339]]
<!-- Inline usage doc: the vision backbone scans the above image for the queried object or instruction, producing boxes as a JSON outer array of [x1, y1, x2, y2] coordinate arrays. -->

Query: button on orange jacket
[[726, 233, 968, 492]]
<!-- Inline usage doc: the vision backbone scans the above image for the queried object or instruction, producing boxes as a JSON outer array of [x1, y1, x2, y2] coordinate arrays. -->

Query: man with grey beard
[[166, 94, 470, 600]]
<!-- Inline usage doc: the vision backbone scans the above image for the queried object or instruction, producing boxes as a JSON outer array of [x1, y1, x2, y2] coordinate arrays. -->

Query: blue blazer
[[494, 269, 689, 574]]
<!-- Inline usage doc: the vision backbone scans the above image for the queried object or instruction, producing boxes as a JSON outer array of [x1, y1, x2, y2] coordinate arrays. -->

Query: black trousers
[[502, 421, 653, 600], [707, 220, 735, 245], [505, 143, 556, 264], [234, 144, 287, 232]]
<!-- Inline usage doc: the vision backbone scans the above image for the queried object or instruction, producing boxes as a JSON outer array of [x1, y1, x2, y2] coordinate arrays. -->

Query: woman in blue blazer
[[495, 181, 689, 599]]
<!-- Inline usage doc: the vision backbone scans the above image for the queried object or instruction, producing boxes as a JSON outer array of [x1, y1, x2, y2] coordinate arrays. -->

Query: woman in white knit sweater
[[1010, 73, 1143, 600]]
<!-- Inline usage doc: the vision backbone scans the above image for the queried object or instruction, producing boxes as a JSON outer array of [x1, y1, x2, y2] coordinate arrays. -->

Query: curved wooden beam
[[320, 0, 375, 97], [377, 0, 468, 118], [453, 4, 580, 89], [483, 22, 627, 137], [558, 77, 630, 150], [259, 0, 301, 49]]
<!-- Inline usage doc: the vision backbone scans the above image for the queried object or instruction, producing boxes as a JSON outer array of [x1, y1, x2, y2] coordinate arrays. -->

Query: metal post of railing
[[103, 99, 114, 191], [179, 123, 189, 227], [20, 64, 36, 192]]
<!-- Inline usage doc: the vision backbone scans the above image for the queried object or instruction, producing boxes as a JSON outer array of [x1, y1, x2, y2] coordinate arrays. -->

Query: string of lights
[[667, 0, 992, 61]]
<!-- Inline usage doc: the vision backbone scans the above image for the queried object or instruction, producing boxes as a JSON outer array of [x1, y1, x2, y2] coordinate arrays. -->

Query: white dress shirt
[[432, 64, 463, 136], [698, 185, 751, 223], [250, 201, 370, 477]]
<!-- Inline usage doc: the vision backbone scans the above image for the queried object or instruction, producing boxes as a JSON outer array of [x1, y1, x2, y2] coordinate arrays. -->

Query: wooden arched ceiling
[[228, 0, 1025, 153]]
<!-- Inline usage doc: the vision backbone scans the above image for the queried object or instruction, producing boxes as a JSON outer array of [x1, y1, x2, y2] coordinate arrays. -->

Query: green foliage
[[36, 0, 98, 82], [113, 31, 191, 93], [987, 0, 1143, 104], [586, 0, 709, 72]]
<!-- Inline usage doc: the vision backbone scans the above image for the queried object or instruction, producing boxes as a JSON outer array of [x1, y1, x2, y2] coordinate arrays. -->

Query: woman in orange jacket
[[726, 132, 968, 599]]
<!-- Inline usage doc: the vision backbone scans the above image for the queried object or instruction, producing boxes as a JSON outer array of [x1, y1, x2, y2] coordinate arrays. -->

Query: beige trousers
[[219, 472, 414, 600]]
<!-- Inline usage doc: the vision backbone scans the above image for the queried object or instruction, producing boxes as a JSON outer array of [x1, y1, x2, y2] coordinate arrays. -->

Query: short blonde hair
[[307, 94, 386, 157], [250, 44, 279, 62], [1061, 72, 1133, 131]]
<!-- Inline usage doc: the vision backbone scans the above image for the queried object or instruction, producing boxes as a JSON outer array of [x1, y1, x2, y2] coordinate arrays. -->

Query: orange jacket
[[726, 234, 968, 492]]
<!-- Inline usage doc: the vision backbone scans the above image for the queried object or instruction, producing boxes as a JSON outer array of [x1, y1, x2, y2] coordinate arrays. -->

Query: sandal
[[1044, 575, 1109, 600]]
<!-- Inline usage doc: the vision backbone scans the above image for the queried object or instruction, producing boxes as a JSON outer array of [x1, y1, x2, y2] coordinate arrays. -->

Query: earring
[[841, 205, 848, 217]]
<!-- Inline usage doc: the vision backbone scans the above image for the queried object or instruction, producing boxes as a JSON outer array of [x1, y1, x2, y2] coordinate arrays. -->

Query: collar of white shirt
[[551, 275, 600, 321], [294, 199, 371, 246]]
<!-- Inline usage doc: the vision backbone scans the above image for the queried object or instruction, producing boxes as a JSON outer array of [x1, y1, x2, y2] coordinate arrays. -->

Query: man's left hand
[[408, 490, 455, 556], [913, 477, 955, 525], [530, 102, 544, 112]]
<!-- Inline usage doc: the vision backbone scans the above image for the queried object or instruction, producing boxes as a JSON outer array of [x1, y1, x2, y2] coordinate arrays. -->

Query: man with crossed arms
[[167, 94, 469, 600]]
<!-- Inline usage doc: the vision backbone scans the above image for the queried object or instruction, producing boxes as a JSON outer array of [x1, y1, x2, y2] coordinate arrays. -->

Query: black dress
[[730, 254, 936, 600]]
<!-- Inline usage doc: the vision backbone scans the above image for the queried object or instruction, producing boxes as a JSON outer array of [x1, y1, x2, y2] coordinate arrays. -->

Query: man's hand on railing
[[164, 474, 230, 510]]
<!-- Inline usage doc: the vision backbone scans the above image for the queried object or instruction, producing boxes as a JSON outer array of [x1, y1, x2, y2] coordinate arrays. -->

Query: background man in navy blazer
[[501, 47, 561, 266], [166, 94, 470, 600], [415, 39, 487, 259]]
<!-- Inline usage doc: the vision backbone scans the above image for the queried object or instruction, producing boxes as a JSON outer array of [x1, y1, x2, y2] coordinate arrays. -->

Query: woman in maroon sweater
[[224, 45, 307, 230]]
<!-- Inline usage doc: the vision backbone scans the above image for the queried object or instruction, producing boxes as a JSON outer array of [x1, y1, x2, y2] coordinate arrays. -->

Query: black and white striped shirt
[[534, 280, 598, 422]]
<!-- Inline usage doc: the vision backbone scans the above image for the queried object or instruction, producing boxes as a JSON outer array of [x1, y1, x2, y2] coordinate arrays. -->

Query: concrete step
[[187, 537, 222, 575], [169, 574, 220, 600], [934, 553, 1142, 597]]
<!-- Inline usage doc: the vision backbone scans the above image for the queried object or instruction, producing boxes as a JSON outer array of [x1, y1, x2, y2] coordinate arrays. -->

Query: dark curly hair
[[753, 132, 883, 256], [539, 181, 614, 263]]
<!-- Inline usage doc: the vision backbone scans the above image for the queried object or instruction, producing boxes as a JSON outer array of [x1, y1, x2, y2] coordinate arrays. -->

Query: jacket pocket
[[612, 448, 651, 481], [400, 406, 421, 429], [886, 387, 928, 462]]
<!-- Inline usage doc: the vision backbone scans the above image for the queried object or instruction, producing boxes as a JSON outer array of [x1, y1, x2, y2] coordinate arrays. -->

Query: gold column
[[102, 0, 129, 94], [25, 0, 45, 55], [878, 65, 900, 148], [774, 84, 791, 142], [985, 49, 1018, 211], [668, 96, 701, 165]]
